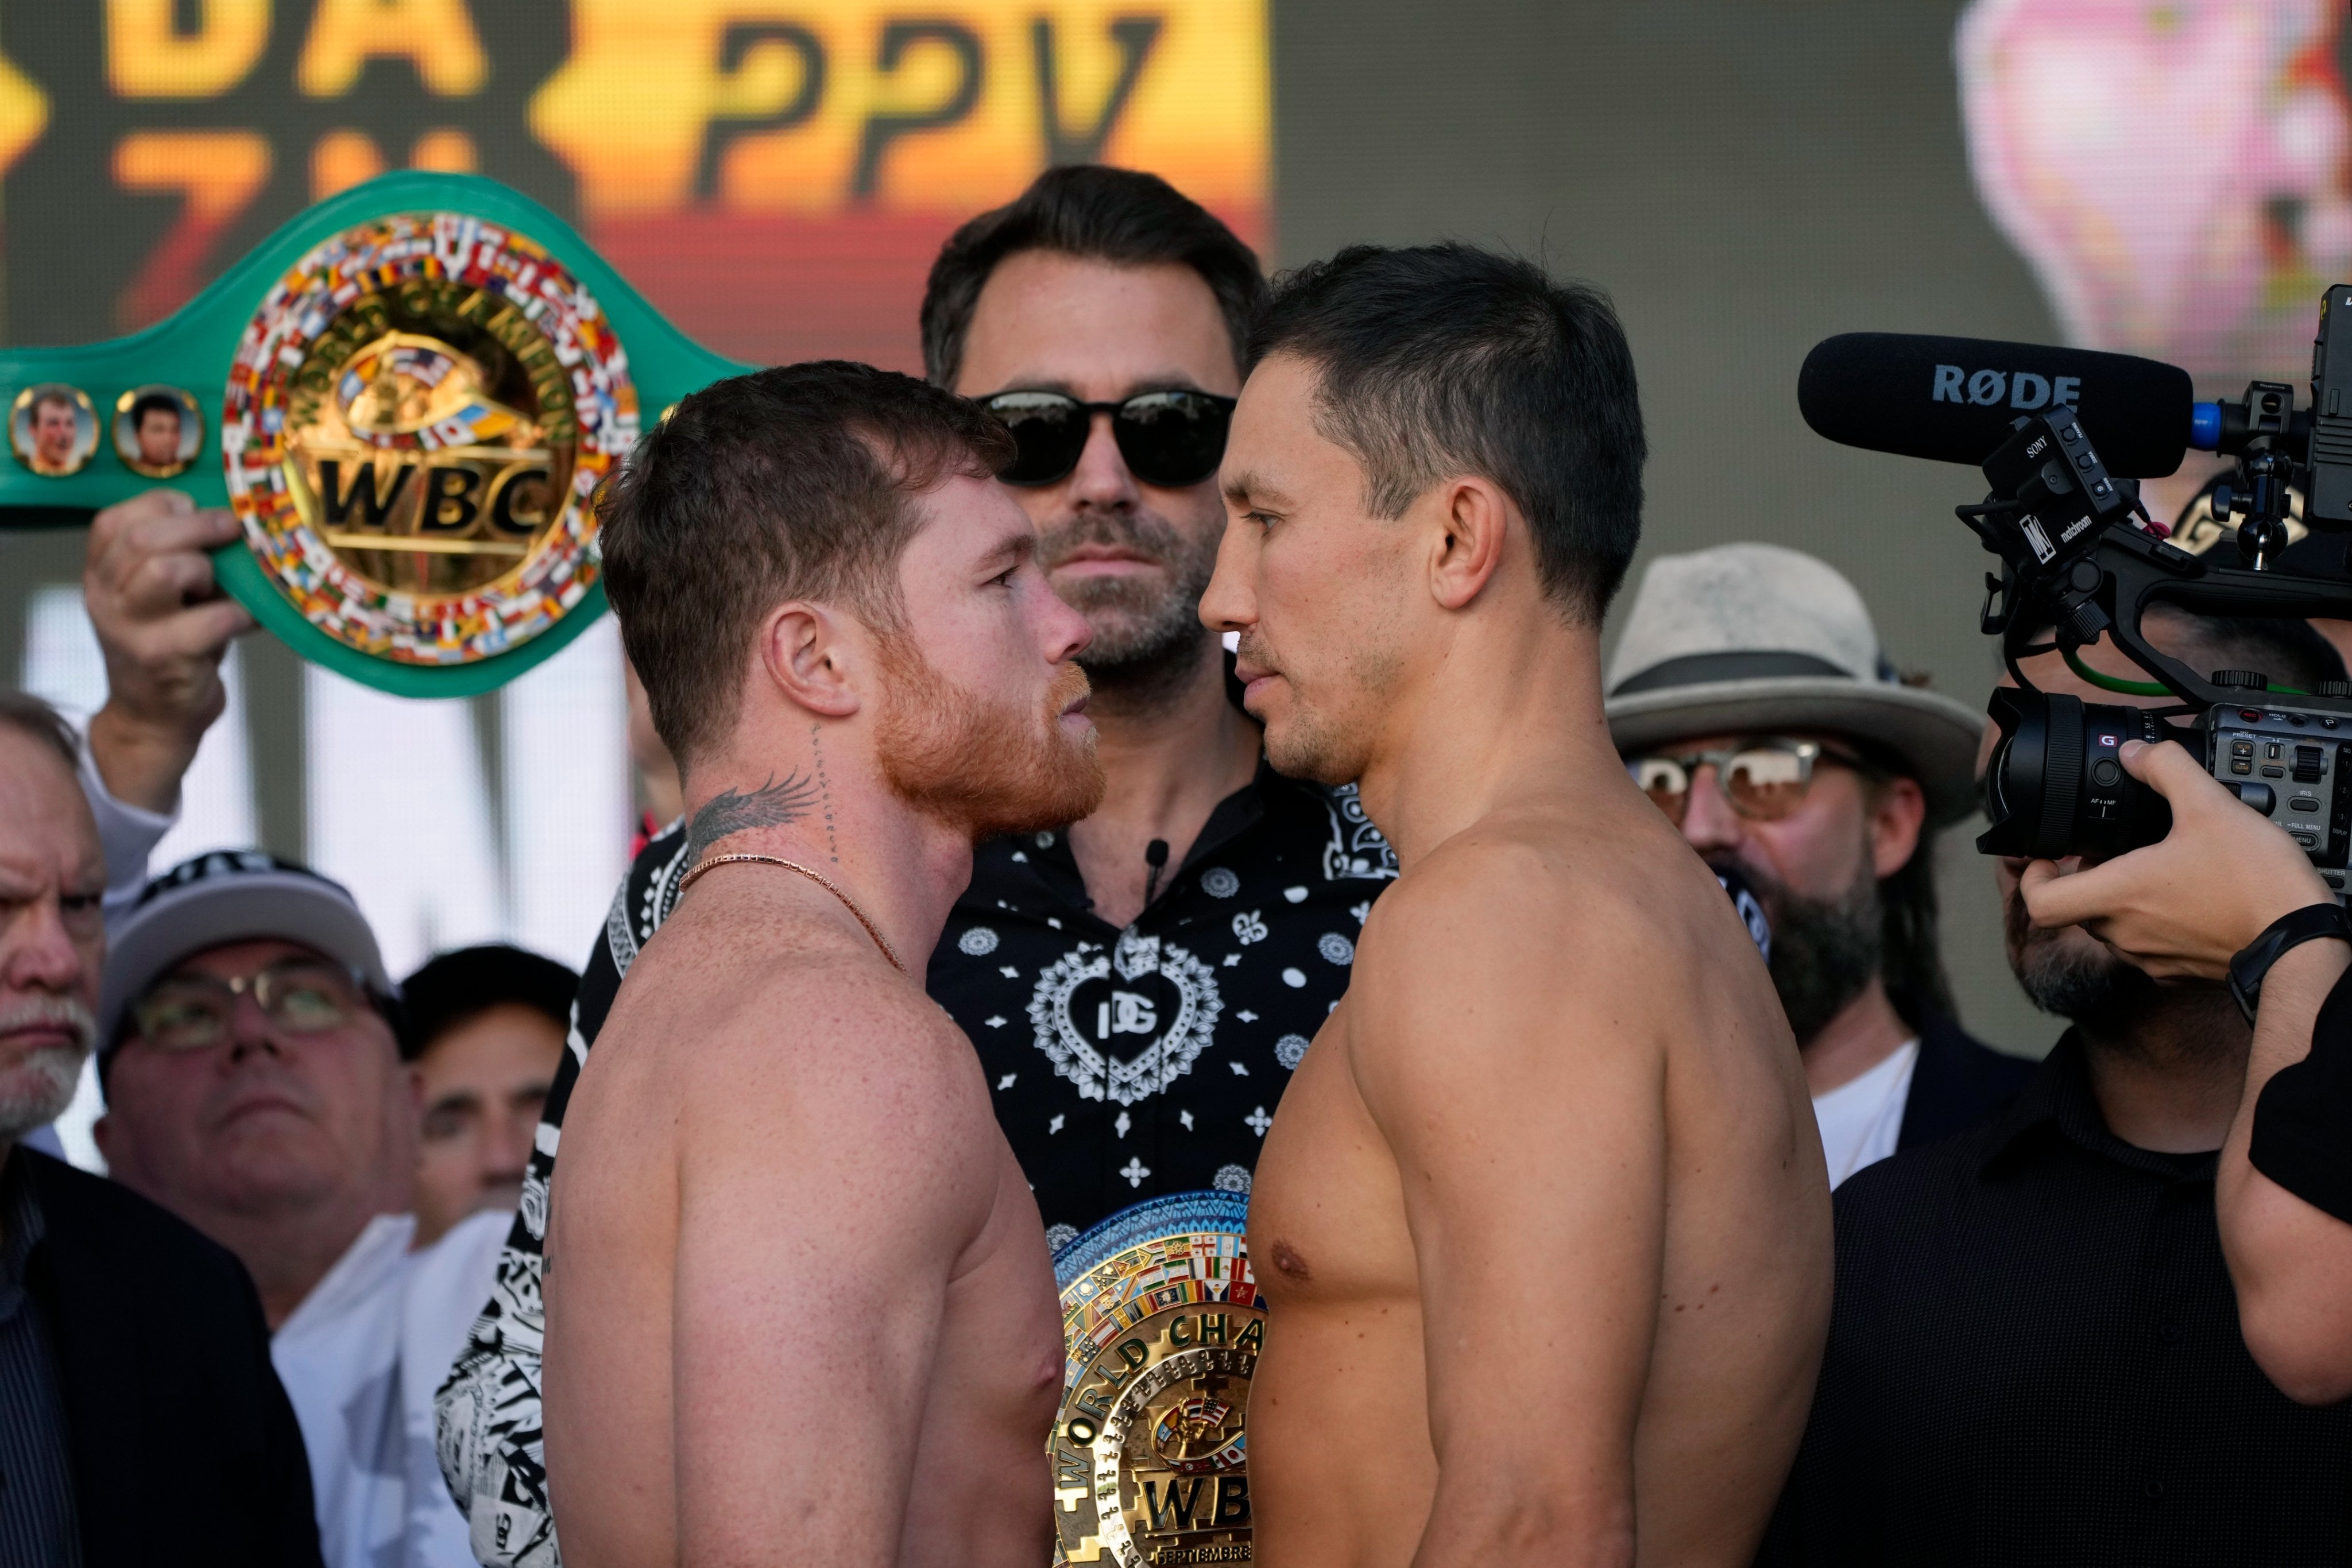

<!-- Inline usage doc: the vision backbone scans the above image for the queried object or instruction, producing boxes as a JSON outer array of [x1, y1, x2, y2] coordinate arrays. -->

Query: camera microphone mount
[[1953, 353, 2352, 881], [2208, 381, 2301, 571]]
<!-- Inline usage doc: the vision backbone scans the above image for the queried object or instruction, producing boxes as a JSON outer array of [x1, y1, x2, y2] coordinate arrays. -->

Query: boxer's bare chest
[[1241, 1003, 1444, 1566], [1246, 1003, 1419, 1321]]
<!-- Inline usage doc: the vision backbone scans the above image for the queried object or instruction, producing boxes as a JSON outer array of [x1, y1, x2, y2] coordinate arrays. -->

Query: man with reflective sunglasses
[[0, 692, 320, 1568], [917, 164, 1394, 1243], [94, 851, 497, 1568], [1607, 543, 2028, 1187]]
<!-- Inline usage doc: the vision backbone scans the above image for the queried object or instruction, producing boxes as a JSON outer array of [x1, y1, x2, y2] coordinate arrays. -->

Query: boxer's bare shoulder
[[1246, 796, 1831, 1568], [546, 888, 1062, 1568]]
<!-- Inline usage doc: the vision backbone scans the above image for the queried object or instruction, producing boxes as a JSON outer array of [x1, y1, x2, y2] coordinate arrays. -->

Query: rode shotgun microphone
[[1798, 332, 2195, 477]]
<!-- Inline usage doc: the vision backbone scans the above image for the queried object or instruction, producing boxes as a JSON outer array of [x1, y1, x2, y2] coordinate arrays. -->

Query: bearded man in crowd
[[1607, 543, 2028, 1186], [1763, 606, 2352, 1565]]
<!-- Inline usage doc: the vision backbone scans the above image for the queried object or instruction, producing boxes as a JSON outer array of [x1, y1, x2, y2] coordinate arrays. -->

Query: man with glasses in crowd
[[1607, 543, 2028, 1186], [94, 851, 498, 1568], [0, 690, 319, 1568], [437, 165, 1396, 1567]]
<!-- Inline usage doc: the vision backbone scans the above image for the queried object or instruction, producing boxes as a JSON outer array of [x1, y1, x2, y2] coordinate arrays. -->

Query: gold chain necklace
[[677, 853, 907, 973]]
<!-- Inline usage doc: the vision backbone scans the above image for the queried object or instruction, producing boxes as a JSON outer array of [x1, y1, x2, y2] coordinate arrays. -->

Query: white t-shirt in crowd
[[1811, 1039, 1920, 1190], [272, 1208, 509, 1568]]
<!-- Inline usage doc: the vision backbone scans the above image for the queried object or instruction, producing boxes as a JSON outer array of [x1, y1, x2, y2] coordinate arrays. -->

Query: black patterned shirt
[[435, 761, 1394, 1567], [937, 760, 1394, 1244]]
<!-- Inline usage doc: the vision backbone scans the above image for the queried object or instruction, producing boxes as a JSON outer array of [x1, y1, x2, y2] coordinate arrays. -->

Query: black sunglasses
[[981, 389, 1237, 489]]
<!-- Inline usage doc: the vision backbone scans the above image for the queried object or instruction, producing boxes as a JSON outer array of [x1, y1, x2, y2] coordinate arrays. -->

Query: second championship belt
[[1053, 1191, 1262, 1567], [0, 170, 748, 696]]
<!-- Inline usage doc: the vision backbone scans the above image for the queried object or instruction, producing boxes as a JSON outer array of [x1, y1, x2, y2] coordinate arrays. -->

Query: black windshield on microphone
[[1797, 332, 2195, 477]]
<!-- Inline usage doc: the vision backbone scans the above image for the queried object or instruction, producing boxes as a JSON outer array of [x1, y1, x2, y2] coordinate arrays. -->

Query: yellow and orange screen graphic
[[2, 0, 1268, 369]]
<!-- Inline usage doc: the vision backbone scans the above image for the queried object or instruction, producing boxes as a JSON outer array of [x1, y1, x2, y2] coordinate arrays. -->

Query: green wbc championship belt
[[0, 171, 749, 697], [1053, 1191, 1262, 1567]]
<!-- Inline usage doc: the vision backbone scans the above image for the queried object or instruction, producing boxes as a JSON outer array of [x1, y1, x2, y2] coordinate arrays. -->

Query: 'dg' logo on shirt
[[1027, 930, 1224, 1106]]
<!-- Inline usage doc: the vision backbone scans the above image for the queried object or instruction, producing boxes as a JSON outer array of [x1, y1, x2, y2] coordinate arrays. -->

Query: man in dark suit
[[1607, 543, 2030, 1186], [0, 687, 319, 1568]]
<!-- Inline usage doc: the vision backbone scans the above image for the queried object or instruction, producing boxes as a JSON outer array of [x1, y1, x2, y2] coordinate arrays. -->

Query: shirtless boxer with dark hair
[[1203, 246, 1833, 1567]]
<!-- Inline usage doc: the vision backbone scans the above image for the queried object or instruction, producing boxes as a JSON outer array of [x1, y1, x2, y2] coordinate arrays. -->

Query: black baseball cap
[[397, 944, 578, 1063]]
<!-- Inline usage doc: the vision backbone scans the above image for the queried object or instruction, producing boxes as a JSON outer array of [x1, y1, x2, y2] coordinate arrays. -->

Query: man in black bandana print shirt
[[434, 168, 1392, 1567], [936, 763, 1391, 1245]]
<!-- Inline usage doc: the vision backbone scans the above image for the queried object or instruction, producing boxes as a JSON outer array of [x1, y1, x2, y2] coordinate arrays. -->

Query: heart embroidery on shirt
[[1026, 930, 1224, 1106]]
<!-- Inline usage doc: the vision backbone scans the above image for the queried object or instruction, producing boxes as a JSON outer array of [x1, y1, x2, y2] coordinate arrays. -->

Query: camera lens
[[1978, 687, 2172, 860], [1982, 733, 2014, 824]]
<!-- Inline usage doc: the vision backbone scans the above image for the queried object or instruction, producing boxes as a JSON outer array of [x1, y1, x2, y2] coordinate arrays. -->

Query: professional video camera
[[1798, 292, 2352, 892]]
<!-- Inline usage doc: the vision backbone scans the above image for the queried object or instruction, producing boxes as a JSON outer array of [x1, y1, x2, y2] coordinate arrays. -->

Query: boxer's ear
[[757, 601, 862, 719], [1426, 475, 1510, 611]]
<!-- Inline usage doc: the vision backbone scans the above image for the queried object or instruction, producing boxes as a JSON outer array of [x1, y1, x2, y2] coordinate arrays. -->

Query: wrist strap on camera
[[2229, 903, 2352, 1025]]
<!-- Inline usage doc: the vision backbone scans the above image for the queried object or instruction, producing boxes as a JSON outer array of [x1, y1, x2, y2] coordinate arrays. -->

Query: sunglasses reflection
[[982, 389, 1237, 488], [1629, 738, 1868, 825]]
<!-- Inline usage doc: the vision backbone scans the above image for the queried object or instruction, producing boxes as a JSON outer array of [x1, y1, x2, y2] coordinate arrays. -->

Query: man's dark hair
[[920, 165, 1268, 389], [1870, 767, 1956, 1030], [598, 360, 1014, 770], [32, 389, 74, 418], [0, 687, 79, 771], [2148, 603, 2348, 692], [1249, 243, 1646, 624], [2028, 606, 2347, 695], [130, 392, 183, 429], [397, 943, 579, 1064]]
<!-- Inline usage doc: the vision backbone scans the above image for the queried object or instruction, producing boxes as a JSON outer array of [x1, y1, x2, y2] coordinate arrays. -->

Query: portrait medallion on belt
[[223, 211, 636, 665], [1053, 1192, 1261, 1567]]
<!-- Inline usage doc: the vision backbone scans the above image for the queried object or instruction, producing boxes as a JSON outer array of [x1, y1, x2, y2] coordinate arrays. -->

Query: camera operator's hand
[[2018, 737, 2332, 981], [82, 490, 254, 812], [2021, 740, 2352, 1399]]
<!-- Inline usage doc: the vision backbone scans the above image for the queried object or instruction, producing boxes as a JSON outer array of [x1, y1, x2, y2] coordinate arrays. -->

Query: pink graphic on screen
[[1958, 0, 2352, 390]]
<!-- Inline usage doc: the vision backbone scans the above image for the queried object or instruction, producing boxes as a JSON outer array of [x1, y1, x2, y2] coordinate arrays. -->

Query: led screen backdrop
[[1958, 0, 2352, 521], [0, 0, 1266, 363]]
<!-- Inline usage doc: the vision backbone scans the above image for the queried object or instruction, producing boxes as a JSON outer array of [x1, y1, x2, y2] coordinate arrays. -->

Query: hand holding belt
[[0, 171, 750, 698]]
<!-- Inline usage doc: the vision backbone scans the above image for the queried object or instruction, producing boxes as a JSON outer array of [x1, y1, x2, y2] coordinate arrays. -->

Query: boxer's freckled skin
[[541, 458, 1097, 1568]]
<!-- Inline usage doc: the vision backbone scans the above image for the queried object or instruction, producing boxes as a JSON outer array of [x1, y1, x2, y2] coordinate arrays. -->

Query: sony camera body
[[1982, 688, 2352, 889], [1964, 285, 2352, 889]]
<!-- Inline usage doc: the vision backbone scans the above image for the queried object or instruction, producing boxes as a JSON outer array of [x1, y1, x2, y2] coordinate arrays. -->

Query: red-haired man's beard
[[875, 633, 1105, 840]]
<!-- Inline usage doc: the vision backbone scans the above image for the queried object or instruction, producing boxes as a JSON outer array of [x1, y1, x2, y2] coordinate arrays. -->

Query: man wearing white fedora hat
[[1607, 542, 2030, 1187]]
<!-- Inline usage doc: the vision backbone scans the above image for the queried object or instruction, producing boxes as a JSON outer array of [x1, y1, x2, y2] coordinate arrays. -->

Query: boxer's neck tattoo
[[686, 771, 818, 863], [810, 723, 840, 864]]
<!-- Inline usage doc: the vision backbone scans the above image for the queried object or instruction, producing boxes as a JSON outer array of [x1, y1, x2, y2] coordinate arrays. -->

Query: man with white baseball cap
[[1607, 542, 2029, 1186], [92, 850, 499, 1568]]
